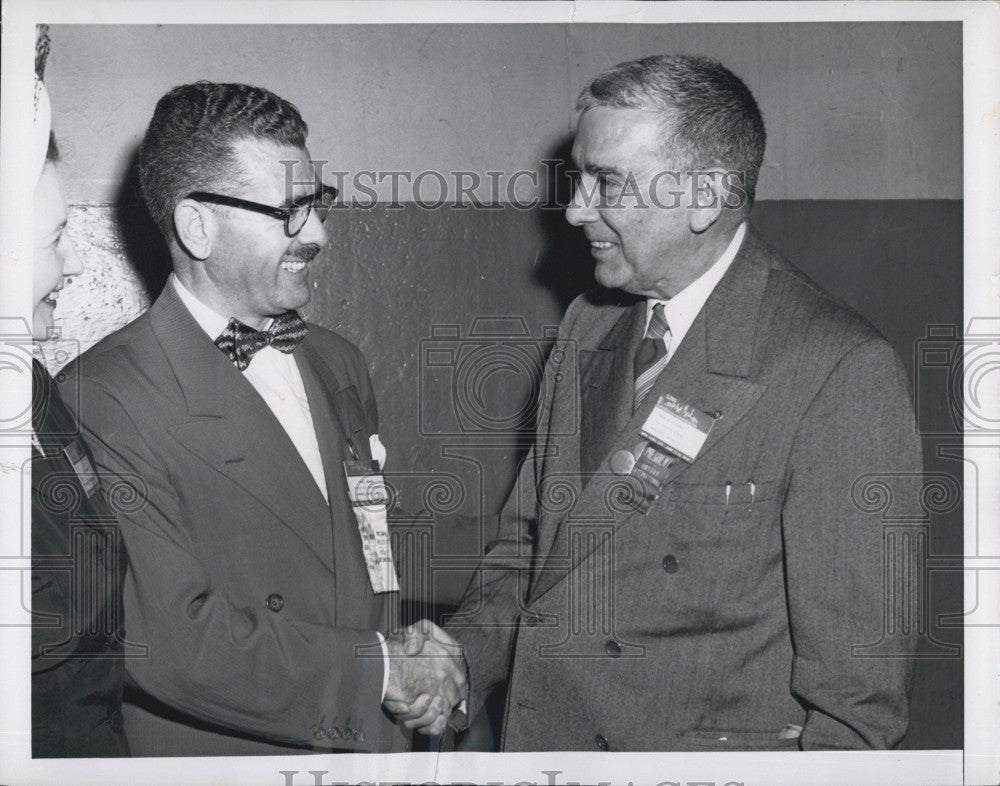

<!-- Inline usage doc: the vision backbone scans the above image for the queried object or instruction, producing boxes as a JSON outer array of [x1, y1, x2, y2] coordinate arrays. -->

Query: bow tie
[[214, 311, 307, 371]]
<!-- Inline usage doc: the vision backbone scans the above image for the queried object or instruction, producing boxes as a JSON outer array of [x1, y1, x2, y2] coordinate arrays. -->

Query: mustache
[[286, 244, 322, 262]]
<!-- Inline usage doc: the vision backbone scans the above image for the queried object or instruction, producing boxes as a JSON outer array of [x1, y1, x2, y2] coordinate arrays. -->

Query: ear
[[173, 199, 215, 260], [687, 170, 724, 234]]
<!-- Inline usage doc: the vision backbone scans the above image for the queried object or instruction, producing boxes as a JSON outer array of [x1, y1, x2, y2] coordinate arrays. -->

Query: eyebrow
[[283, 183, 331, 209], [581, 162, 625, 178], [44, 219, 68, 242]]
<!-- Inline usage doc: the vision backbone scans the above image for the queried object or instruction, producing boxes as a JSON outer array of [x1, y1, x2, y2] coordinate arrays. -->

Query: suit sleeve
[[67, 375, 388, 751], [783, 338, 921, 749], [445, 298, 588, 726], [30, 477, 72, 673]]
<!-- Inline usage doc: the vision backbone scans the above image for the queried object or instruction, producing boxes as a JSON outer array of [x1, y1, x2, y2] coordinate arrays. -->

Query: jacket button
[[595, 734, 609, 750], [525, 613, 540, 627], [662, 554, 679, 573], [266, 593, 284, 612], [604, 640, 621, 657]]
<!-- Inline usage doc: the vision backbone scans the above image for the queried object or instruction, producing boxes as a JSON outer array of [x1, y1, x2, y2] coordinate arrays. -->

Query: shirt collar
[[646, 221, 747, 351], [171, 273, 231, 341]]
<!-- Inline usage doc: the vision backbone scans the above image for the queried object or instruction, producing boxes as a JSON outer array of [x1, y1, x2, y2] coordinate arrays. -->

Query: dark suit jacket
[[449, 227, 921, 751], [31, 359, 129, 757], [60, 283, 409, 756]]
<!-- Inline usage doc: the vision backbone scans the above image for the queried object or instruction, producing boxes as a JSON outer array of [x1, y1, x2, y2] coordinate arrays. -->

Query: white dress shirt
[[645, 221, 747, 359], [171, 274, 328, 501]]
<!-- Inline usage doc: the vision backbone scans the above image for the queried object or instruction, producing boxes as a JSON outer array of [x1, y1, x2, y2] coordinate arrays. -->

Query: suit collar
[[150, 283, 349, 571], [703, 226, 773, 378], [578, 302, 644, 477], [148, 282, 241, 418]]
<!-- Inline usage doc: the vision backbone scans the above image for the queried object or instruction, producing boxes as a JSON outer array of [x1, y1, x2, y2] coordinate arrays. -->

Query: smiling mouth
[[279, 259, 309, 273], [589, 240, 616, 251]]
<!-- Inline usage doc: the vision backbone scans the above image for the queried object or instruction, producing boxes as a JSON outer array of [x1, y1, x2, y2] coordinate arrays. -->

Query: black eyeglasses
[[186, 184, 338, 237]]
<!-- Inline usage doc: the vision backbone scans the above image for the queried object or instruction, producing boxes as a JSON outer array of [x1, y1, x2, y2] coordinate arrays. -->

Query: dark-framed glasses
[[186, 184, 339, 237]]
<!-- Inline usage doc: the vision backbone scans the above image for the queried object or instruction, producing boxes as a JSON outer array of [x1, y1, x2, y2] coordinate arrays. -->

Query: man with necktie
[[60, 81, 464, 756], [429, 55, 922, 750]]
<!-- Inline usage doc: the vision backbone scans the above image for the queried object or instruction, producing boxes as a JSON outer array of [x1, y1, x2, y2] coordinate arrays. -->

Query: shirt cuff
[[376, 631, 389, 701]]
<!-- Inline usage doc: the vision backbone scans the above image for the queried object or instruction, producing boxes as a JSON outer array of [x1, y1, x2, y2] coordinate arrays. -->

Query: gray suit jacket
[[449, 228, 921, 751], [61, 283, 409, 755]]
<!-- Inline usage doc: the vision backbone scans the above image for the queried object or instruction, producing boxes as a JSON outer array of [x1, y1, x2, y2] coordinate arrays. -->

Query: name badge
[[640, 393, 715, 464], [614, 394, 716, 515], [62, 439, 100, 499], [630, 442, 677, 514], [343, 460, 399, 594]]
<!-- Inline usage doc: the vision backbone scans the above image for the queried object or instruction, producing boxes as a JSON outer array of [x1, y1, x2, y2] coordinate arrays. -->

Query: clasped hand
[[383, 619, 466, 736]]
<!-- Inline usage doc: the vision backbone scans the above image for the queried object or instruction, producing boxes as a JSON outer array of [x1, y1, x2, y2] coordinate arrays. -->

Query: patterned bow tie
[[214, 311, 307, 371]]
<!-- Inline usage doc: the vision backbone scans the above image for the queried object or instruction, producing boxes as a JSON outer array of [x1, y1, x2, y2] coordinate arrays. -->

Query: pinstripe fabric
[[632, 302, 671, 410], [450, 227, 922, 752]]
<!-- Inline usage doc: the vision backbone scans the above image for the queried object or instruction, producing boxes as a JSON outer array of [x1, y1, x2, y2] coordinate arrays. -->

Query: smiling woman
[[30, 61, 129, 758], [32, 147, 83, 339]]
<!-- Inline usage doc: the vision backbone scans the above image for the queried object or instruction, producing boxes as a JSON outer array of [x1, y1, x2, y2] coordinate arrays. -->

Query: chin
[[594, 266, 629, 293], [32, 306, 54, 341]]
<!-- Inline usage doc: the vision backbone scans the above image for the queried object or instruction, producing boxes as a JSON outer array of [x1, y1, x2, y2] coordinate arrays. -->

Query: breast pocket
[[658, 479, 785, 624], [666, 478, 782, 543]]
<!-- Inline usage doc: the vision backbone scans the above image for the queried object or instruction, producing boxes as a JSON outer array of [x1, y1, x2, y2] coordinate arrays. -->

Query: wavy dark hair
[[138, 81, 308, 238]]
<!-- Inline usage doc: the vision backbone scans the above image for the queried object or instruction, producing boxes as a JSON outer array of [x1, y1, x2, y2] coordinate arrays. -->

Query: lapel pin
[[610, 449, 636, 476]]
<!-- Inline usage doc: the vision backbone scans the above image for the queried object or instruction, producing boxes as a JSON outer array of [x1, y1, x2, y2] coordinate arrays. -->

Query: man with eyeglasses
[[59, 82, 465, 756]]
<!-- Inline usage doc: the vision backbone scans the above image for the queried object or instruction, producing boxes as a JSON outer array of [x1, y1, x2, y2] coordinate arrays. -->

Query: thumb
[[403, 626, 425, 656]]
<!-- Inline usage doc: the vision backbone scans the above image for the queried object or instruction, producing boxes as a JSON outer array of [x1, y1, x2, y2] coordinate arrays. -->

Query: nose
[[297, 206, 329, 247], [59, 234, 85, 278], [565, 176, 598, 227]]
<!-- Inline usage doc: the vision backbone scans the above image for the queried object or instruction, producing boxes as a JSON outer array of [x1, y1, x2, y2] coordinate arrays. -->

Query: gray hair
[[577, 54, 766, 218]]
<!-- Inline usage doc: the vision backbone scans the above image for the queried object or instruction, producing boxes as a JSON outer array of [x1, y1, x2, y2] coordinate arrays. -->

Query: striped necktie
[[633, 302, 671, 410]]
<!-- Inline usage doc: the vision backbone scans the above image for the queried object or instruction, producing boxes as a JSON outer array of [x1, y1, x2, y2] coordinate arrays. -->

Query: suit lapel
[[150, 286, 335, 571], [295, 338, 353, 499], [578, 302, 644, 478], [294, 338, 380, 622], [530, 231, 772, 604]]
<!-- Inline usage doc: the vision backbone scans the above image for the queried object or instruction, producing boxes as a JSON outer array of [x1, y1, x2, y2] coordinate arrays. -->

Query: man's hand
[[383, 619, 466, 735]]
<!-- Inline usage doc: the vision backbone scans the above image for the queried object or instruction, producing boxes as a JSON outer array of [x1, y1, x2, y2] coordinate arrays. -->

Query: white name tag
[[640, 393, 715, 463], [344, 461, 399, 594]]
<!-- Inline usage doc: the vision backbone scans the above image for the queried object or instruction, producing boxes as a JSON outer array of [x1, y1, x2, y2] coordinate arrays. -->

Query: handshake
[[383, 620, 467, 736]]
